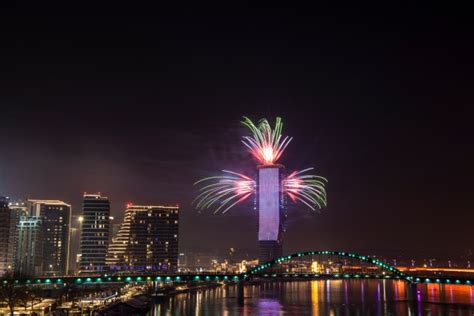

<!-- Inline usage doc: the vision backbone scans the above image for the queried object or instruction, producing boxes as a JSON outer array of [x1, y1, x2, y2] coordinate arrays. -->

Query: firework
[[241, 116, 293, 166], [282, 168, 328, 211], [193, 170, 256, 214], [194, 116, 327, 215]]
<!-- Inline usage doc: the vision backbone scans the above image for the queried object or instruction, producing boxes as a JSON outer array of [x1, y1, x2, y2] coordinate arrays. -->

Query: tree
[[20, 288, 43, 313], [0, 278, 27, 316]]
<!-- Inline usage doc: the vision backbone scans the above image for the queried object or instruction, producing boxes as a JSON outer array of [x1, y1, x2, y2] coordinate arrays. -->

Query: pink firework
[[241, 116, 292, 165], [282, 168, 328, 211], [193, 170, 256, 214]]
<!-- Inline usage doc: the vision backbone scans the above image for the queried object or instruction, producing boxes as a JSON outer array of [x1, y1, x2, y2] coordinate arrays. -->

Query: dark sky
[[0, 3, 473, 257]]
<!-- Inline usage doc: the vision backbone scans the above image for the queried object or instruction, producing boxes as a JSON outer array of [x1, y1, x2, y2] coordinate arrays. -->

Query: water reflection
[[149, 280, 474, 315]]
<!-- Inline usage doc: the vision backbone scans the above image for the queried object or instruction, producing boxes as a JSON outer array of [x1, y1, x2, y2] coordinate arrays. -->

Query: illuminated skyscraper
[[257, 165, 285, 262], [0, 197, 16, 276], [107, 204, 179, 272], [80, 193, 110, 273], [26, 200, 71, 276], [15, 216, 43, 276]]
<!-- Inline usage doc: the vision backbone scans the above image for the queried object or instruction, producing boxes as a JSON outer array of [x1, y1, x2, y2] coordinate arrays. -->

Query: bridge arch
[[246, 250, 413, 282]]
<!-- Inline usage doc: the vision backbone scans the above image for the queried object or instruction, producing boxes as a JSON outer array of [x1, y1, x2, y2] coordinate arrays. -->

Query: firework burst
[[193, 170, 256, 214], [194, 116, 327, 214], [241, 116, 292, 166], [282, 168, 328, 211]]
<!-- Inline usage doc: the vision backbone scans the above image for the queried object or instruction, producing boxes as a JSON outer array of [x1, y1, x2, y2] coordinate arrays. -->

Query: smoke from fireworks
[[194, 116, 327, 214], [193, 170, 256, 214], [241, 116, 292, 166]]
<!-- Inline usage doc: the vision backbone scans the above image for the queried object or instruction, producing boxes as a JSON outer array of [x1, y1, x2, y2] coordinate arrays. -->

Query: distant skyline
[[1, 4, 473, 256]]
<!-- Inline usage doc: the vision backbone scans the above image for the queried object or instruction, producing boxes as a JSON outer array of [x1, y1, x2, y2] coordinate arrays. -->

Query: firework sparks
[[241, 116, 292, 165], [193, 170, 256, 214], [194, 116, 327, 214], [282, 168, 328, 211]]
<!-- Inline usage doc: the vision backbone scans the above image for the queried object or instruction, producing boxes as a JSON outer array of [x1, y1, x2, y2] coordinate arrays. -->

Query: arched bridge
[[245, 250, 412, 283], [4, 250, 474, 286]]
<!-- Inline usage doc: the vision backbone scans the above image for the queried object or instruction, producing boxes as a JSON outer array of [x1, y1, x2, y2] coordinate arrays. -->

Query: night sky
[[1, 3, 473, 257]]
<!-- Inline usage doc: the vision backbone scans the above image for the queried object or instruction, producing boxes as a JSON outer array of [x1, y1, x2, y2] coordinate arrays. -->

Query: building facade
[[15, 216, 43, 277], [107, 204, 179, 272], [24, 200, 71, 276], [80, 193, 110, 273], [258, 166, 285, 262], [0, 197, 16, 276]]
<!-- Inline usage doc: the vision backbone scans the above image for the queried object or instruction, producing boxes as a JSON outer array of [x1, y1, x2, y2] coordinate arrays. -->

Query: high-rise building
[[8, 200, 28, 222], [68, 226, 80, 274], [107, 204, 179, 272], [15, 216, 43, 277], [80, 193, 110, 273], [0, 197, 16, 276], [25, 200, 71, 276], [8, 200, 28, 276], [258, 166, 285, 262]]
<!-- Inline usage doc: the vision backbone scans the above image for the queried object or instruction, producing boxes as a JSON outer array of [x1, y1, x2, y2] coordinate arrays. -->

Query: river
[[149, 280, 474, 315]]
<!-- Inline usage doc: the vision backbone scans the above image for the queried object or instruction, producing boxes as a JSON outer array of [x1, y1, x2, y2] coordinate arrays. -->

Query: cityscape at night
[[1, 2, 474, 315]]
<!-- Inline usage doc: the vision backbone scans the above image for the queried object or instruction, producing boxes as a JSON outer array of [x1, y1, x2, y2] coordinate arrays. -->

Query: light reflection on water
[[149, 280, 474, 315]]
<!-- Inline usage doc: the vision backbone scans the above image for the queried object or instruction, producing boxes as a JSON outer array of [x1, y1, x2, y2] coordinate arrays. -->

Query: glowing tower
[[194, 117, 327, 263], [257, 165, 284, 261]]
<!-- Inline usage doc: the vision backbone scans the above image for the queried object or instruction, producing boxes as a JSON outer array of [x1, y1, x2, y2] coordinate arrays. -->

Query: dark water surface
[[149, 280, 474, 315]]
